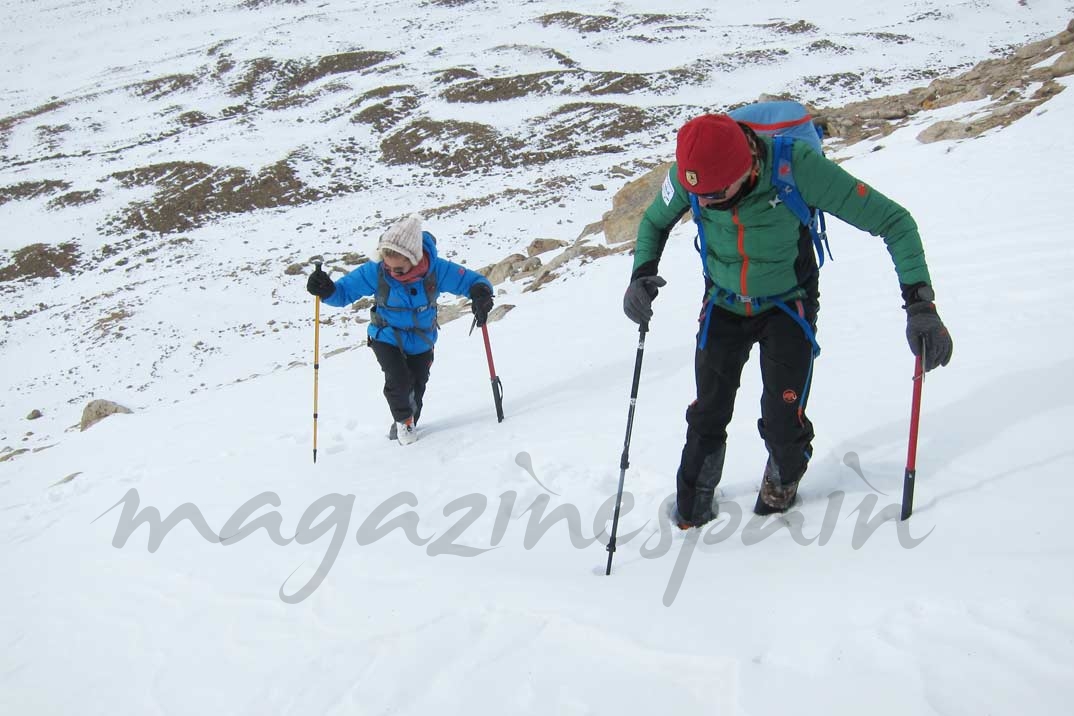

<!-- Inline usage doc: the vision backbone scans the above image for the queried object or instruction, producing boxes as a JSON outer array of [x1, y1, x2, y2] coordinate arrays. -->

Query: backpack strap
[[688, 193, 710, 280], [689, 174, 822, 358], [370, 267, 438, 350], [683, 111, 831, 361], [688, 193, 720, 350], [424, 269, 438, 321], [370, 269, 391, 339], [771, 135, 833, 268], [709, 285, 821, 358]]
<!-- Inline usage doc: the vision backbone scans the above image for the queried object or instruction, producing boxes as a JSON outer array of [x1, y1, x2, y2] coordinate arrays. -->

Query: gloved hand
[[903, 284, 952, 371], [470, 282, 494, 326], [623, 275, 667, 324], [306, 265, 335, 299]]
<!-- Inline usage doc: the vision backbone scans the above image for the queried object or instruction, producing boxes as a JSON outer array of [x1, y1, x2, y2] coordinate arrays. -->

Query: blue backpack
[[690, 100, 833, 268]]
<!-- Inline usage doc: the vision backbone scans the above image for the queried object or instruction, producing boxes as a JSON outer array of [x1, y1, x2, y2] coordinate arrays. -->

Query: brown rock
[[485, 304, 514, 324], [600, 162, 672, 245], [526, 238, 567, 257], [0, 448, 30, 464], [917, 120, 974, 143], [1050, 49, 1074, 77], [482, 253, 527, 285], [80, 399, 133, 431], [509, 256, 543, 281]]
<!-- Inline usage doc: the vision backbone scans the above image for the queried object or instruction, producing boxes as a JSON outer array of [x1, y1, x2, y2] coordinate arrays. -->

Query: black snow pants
[[370, 339, 434, 423], [676, 297, 817, 524]]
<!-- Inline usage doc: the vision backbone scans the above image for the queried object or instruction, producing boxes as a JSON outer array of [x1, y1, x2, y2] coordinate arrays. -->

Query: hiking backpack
[[689, 99, 833, 268]]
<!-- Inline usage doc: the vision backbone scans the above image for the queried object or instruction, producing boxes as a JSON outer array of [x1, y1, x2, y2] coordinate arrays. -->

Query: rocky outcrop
[[435, 296, 514, 326], [821, 18, 1074, 146], [524, 239, 631, 292]]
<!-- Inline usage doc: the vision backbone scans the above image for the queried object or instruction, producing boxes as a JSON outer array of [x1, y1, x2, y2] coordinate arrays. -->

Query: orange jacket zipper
[[733, 208, 751, 316]]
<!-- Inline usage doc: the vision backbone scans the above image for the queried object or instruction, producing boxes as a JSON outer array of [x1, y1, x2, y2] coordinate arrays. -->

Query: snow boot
[[754, 457, 799, 515], [395, 416, 417, 446], [389, 412, 420, 441]]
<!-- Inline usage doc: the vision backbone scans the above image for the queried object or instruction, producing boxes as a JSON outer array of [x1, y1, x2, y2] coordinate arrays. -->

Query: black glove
[[623, 275, 666, 324], [903, 284, 952, 371], [470, 283, 494, 326], [306, 266, 335, 299]]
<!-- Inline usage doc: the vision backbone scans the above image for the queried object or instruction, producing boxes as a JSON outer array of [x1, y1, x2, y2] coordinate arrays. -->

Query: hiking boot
[[395, 416, 417, 446], [670, 504, 705, 531], [754, 457, 799, 515], [676, 514, 710, 531]]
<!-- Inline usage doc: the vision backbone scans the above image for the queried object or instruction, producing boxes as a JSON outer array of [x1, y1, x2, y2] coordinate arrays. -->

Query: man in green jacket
[[623, 113, 953, 525]]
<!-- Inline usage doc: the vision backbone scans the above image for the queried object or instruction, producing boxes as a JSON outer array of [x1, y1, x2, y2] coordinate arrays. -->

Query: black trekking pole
[[606, 321, 649, 576]]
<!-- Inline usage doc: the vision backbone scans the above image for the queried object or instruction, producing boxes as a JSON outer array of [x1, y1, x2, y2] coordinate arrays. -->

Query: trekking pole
[[474, 319, 505, 422], [312, 261, 322, 464], [901, 342, 925, 520], [606, 321, 648, 576]]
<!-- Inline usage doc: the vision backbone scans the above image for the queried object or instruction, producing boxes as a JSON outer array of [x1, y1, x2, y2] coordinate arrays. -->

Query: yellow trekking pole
[[313, 260, 322, 464]]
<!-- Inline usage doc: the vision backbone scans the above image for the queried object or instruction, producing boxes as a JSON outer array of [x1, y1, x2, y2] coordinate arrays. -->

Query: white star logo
[[769, 195, 782, 209]]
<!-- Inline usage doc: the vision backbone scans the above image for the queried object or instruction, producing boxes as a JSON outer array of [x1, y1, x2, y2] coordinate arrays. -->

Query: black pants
[[676, 300, 817, 521], [370, 340, 434, 423]]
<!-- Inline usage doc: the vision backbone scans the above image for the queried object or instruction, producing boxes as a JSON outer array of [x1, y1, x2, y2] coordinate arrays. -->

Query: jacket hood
[[421, 232, 439, 262]]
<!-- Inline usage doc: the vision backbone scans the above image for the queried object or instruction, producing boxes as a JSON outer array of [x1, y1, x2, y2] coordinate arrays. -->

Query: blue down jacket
[[322, 232, 492, 355]]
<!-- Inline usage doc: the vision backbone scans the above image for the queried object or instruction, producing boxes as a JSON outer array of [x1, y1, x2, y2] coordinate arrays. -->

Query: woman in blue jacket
[[306, 214, 494, 445]]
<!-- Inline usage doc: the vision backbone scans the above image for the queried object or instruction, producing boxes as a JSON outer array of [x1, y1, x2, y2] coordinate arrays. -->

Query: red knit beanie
[[675, 114, 752, 194]]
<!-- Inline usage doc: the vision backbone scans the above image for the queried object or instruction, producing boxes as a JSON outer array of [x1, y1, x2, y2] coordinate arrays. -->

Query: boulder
[[599, 163, 672, 245], [80, 399, 133, 432], [526, 238, 567, 257], [917, 120, 975, 143], [482, 253, 527, 285]]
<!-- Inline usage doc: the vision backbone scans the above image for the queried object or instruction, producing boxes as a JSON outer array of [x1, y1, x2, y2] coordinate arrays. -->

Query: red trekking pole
[[901, 350, 925, 521], [312, 260, 322, 464], [472, 318, 504, 422]]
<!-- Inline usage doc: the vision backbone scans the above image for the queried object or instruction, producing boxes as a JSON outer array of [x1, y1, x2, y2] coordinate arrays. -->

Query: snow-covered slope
[[3, 0, 1072, 450], [3, 2, 1074, 714]]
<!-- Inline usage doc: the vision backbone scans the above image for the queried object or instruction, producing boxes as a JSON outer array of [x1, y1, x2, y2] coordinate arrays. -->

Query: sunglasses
[[696, 188, 731, 201], [383, 254, 413, 276]]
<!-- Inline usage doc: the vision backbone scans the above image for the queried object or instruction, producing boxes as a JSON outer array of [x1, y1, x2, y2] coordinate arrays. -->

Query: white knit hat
[[377, 214, 424, 265]]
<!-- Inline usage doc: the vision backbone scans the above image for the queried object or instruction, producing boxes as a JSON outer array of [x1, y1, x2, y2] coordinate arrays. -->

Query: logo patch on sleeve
[[661, 172, 675, 206], [856, 182, 868, 197]]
